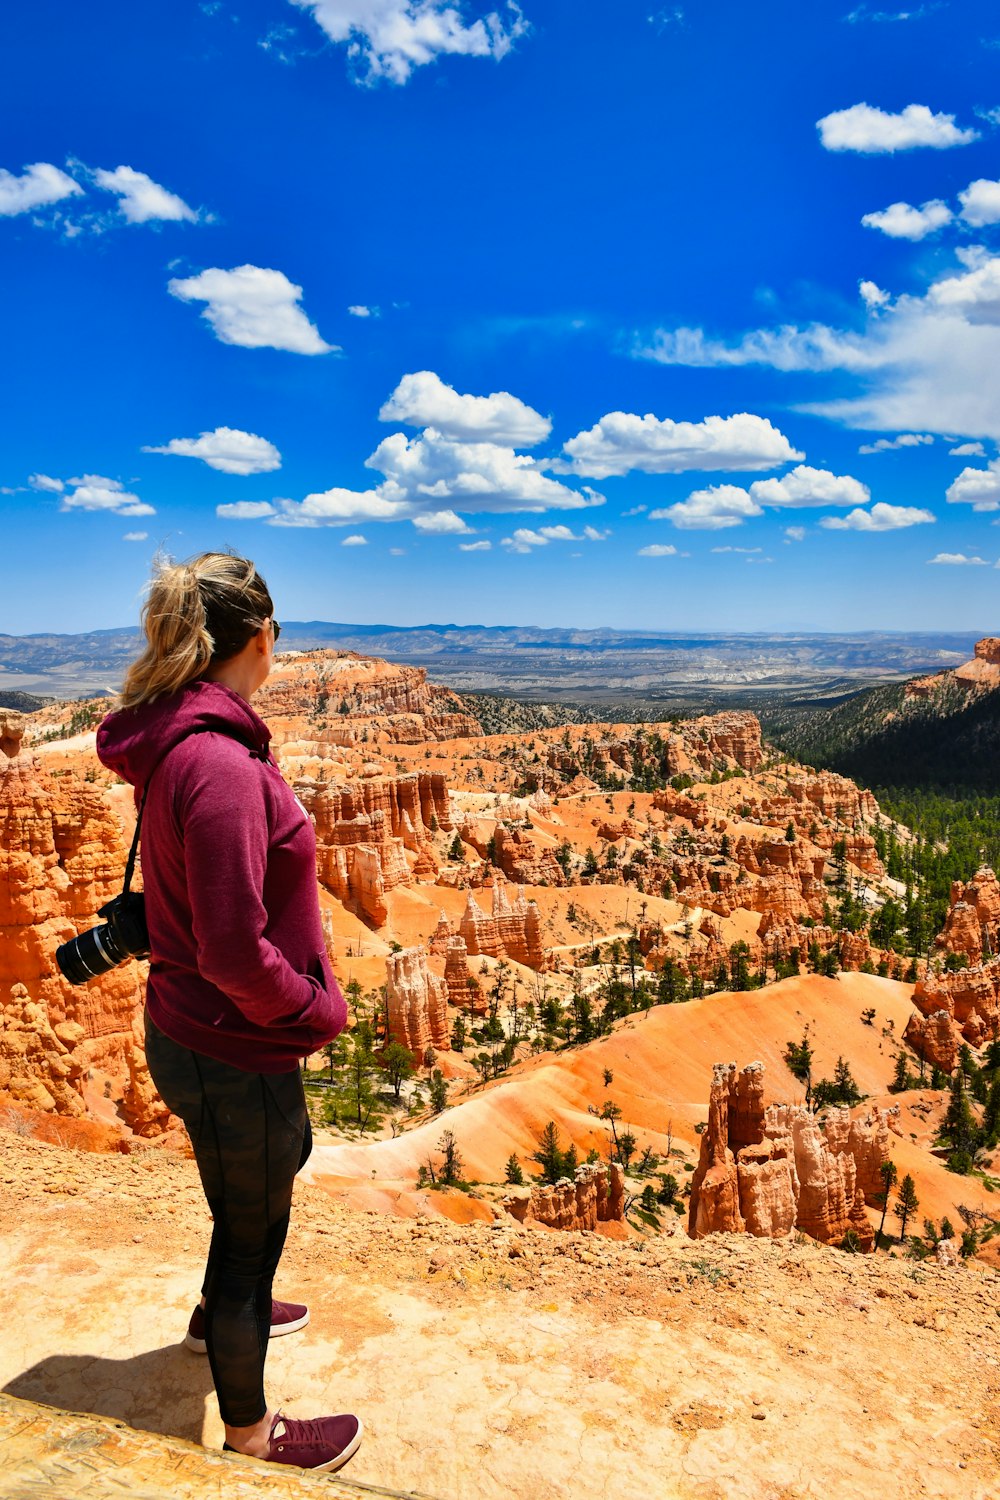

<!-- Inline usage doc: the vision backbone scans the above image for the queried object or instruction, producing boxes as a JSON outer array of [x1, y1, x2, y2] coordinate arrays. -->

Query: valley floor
[[1, 1130, 997, 1500]]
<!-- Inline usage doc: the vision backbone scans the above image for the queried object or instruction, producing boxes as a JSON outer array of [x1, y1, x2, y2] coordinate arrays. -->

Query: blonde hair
[[120, 551, 274, 708]]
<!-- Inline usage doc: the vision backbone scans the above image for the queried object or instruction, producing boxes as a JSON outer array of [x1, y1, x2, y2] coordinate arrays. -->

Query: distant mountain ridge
[[764, 638, 1000, 792]]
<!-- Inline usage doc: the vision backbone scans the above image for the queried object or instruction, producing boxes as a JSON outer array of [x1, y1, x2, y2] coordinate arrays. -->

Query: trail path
[[1, 1130, 998, 1499]]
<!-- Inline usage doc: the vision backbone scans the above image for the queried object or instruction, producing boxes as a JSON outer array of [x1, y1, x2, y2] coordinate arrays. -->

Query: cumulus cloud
[[858, 433, 934, 453], [946, 460, 1000, 510], [748, 464, 869, 508], [928, 552, 989, 565], [411, 509, 472, 533], [820, 503, 934, 530], [93, 165, 198, 223], [216, 500, 280, 520], [712, 545, 762, 554], [637, 544, 680, 556], [785, 526, 806, 541], [950, 441, 986, 457], [862, 199, 952, 239], [289, 0, 529, 85], [636, 252, 1000, 440], [817, 102, 978, 153], [380, 370, 551, 445], [167, 265, 335, 354], [459, 539, 491, 551], [123, 531, 149, 541], [958, 178, 1000, 227], [501, 523, 598, 552], [652, 484, 763, 531], [29, 473, 65, 493], [0, 162, 82, 216], [341, 533, 368, 545], [368, 429, 600, 513], [348, 304, 375, 316], [61, 475, 155, 516], [561, 411, 802, 478], [143, 426, 281, 475], [269, 486, 411, 527], [860, 280, 891, 309]]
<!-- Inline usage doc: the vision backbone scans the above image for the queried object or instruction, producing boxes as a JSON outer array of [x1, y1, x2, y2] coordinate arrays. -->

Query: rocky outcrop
[[458, 882, 548, 971], [443, 934, 484, 1015], [688, 1063, 888, 1250], [385, 947, 450, 1055], [0, 720, 173, 1136], [503, 1162, 626, 1232], [299, 771, 452, 926], [954, 636, 1000, 687], [936, 868, 1000, 965], [909, 961, 1000, 1065]]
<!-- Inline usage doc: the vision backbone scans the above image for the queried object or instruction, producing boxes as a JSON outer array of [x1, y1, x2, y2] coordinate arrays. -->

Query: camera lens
[[56, 922, 130, 985]]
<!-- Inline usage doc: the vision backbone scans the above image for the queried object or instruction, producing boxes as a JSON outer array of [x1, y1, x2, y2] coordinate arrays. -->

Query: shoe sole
[[185, 1309, 310, 1354]]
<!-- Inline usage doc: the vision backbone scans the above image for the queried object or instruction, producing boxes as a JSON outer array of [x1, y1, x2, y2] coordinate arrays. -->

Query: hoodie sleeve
[[175, 748, 336, 1036]]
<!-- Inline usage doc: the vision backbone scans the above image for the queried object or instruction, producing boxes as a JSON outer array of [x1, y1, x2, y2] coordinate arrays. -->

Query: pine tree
[[876, 1159, 897, 1247], [942, 1069, 979, 1164], [532, 1120, 568, 1185], [437, 1129, 463, 1186], [895, 1173, 919, 1241], [504, 1153, 524, 1186]]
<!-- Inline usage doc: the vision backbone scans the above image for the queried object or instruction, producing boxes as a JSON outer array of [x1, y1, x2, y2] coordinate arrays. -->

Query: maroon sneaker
[[225, 1411, 363, 1473], [184, 1298, 309, 1353]]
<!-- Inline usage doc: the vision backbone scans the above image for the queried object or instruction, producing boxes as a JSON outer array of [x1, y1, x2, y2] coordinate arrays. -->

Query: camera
[[56, 893, 150, 985]]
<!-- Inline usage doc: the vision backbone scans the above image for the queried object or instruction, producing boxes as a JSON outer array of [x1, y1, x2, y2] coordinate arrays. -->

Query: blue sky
[[4, 0, 1000, 633]]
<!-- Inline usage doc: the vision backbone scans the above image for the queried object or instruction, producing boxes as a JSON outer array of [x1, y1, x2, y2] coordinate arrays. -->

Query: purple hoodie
[[97, 678, 346, 1073]]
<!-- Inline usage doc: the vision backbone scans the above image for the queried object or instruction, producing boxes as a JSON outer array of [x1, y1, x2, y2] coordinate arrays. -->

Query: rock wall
[[385, 947, 450, 1055], [257, 651, 481, 742], [688, 1062, 890, 1250], [936, 868, 1000, 965], [503, 1162, 626, 1232]]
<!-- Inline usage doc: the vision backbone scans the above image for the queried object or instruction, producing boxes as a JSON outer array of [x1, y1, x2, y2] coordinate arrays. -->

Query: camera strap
[[119, 726, 269, 899]]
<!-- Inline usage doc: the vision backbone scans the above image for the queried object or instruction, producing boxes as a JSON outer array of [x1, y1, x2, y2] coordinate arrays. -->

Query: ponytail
[[120, 551, 273, 708]]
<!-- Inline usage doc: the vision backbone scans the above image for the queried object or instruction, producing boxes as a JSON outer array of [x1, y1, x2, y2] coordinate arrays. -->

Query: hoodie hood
[[96, 678, 271, 795]]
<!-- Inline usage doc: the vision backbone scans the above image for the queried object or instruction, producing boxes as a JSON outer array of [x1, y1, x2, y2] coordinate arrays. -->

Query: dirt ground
[[1, 1127, 998, 1500]]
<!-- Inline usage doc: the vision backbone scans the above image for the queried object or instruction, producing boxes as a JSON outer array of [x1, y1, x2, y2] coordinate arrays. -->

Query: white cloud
[[389, 546, 406, 555], [0, 162, 82, 216], [61, 475, 155, 517], [746, 556, 774, 564], [143, 426, 281, 475], [652, 484, 763, 531], [369, 429, 600, 513], [123, 531, 149, 541], [817, 102, 978, 153], [270, 486, 410, 527], [748, 464, 869, 508], [501, 523, 596, 552], [845, 5, 940, 20], [928, 552, 990, 565], [93, 165, 198, 224], [946, 461, 1000, 510], [712, 545, 762, 554], [289, 0, 529, 84], [411, 509, 472, 533], [341, 533, 368, 545], [502, 528, 550, 552], [820, 503, 934, 531], [621, 503, 647, 516], [582, 525, 609, 541], [785, 526, 806, 542], [950, 441, 986, 457], [860, 280, 891, 309], [862, 199, 952, 239], [380, 370, 550, 445], [216, 500, 280, 519], [167, 265, 334, 354], [459, 539, 491, 551], [561, 410, 802, 478], [637, 544, 680, 556], [348, 304, 375, 317], [858, 433, 934, 453], [28, 473, 65, 493], [637, 252, 1000, 440], [958, 179, 1000, 227]]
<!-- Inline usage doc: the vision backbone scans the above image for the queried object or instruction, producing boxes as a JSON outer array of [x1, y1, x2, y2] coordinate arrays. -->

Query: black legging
[[144, 1012, 312, 1427]]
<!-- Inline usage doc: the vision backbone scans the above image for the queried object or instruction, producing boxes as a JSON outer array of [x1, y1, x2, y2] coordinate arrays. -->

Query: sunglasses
[[272, 619, 281, 643]]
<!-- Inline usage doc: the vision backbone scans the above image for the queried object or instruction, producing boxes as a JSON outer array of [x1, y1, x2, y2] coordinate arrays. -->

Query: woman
[[97, 551, 361, 1473]]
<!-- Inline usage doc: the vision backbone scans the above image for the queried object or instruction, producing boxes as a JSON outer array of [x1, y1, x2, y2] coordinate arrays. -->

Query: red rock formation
[[458, 882, 548, 971], [385, 947, 450, 1055], [903, 1007, 959, 1073], [689, 1063, 886, 1250], [299, 771, 451, 926], [0, 715, 167, 1134], [443, 934, 484, 1015], [503, 1162, 626, 1232], [937, 868, 1000, 964], [650, 790, 709, 829]]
